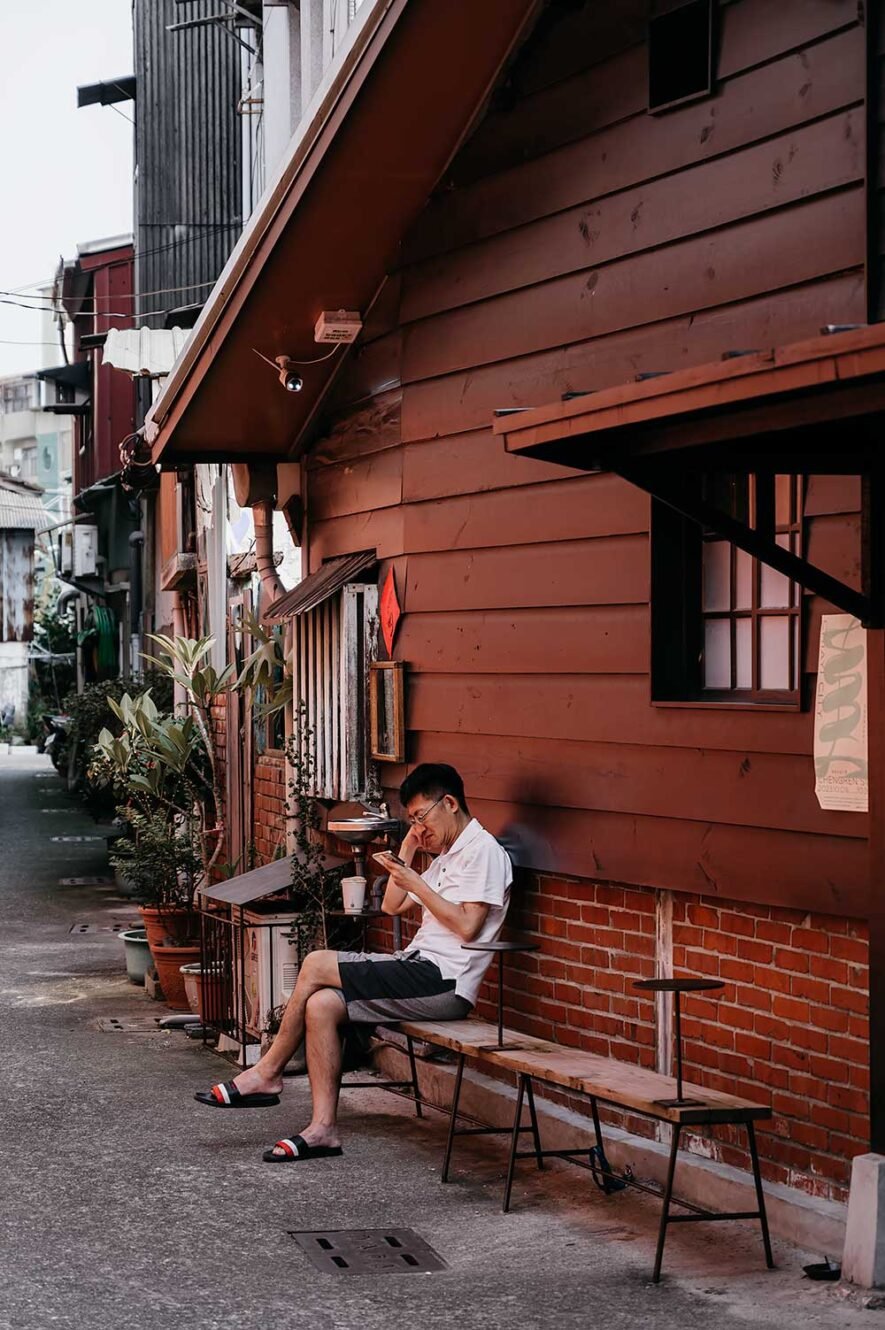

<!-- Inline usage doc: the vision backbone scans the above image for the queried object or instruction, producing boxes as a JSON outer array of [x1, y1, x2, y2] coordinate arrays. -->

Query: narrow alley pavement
[[0, 750, 878, 1330]]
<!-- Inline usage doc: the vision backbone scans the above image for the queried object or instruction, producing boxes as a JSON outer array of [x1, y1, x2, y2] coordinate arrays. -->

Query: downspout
[[252, 498, 286, 614]]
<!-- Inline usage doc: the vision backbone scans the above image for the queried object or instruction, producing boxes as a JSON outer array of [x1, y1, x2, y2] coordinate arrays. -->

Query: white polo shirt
[[405, 818, 513, 1006]]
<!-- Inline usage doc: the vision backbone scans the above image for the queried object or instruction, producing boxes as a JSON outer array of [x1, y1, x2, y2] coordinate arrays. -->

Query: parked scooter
[[39, 714, 71, 771]]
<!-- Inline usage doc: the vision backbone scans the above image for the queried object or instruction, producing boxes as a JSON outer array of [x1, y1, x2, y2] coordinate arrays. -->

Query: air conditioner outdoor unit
[[238, 910, 301, 1040], [73, 524, 98, 577]]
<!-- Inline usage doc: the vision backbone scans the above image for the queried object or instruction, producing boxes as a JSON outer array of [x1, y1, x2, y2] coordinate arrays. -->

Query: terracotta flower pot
[[139, 905, 199, 950], [152, 944, 201, 1009]]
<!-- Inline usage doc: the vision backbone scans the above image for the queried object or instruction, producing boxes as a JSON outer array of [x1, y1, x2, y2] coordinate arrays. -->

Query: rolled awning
[[264, 549, 376, 622]]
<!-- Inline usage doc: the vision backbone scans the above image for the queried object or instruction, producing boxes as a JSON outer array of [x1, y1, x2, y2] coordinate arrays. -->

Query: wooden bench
[[379, 1016, 773, 1282]]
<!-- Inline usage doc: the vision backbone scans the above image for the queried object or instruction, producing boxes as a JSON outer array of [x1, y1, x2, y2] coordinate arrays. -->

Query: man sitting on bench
[[195, 762, 513, 1163]]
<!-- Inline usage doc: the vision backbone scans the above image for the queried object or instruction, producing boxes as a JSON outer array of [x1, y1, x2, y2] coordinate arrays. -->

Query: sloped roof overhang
[[496, 324, 885, 626], [146, 0, 540, 467]]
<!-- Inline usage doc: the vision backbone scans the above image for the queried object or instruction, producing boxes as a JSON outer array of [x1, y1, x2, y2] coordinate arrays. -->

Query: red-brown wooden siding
[[305, 0, 869, 919]]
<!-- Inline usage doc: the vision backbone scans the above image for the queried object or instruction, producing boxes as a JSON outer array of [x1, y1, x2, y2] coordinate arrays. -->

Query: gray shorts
[[335, 950, 472, 1024]]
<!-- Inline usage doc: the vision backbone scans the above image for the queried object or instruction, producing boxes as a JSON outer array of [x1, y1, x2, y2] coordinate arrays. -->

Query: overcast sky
[[0, 1, 133, 377]]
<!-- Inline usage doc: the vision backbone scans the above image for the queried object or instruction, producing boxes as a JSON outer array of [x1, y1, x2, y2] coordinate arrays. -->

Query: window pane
[[735, 618, 752, 688], [793, 616, 800, 690], [704, 619, 731, 689], [735, 548, 752, 609], [703, 540, 730, 611], [760, 616, 790, 689], [760, 534, 791, 607], [775, 474, 792, 525]]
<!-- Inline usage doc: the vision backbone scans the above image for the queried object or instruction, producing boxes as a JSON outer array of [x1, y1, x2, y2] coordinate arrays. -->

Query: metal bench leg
[[653, 1123, 681, 1283], [525, 1075, 544, 1170], [441, 1053, 465, 1183], [746, 1120, 774, 1269], [503, 1073, 528, 1213], [405, 1035, 423, 1118]]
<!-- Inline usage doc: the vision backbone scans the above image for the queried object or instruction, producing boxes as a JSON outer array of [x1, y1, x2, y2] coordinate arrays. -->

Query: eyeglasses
[[407, 795, 444, 827]]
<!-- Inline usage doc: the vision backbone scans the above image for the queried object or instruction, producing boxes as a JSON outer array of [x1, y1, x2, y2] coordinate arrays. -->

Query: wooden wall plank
[[402, 428, 570, 499], [308, 507, 405, 568], [308, 445, 403, 522], [402, 474, 648, 553], [407, 729, 861, 839], [455, 0, 859, 183], [396, 606, 648, 675], [451, 799, 867, 917], [400, 273, 865, 442], [402, 187, 864, 383], [401, 110, 863, 325], [403, 536, 648, 612], [405, 26, 863, 265], [406, 673, 814, 756], [309, 389, 401, 467]]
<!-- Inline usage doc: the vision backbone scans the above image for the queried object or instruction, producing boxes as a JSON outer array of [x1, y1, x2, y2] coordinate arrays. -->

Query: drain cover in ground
[[51, 835, 104, 843], [95, 1015, 167, 1032], [289, 1229, 447, 1275], [70, 917, 140, 935], [59, 877, 115, 887], [41, 807, 75, 813]]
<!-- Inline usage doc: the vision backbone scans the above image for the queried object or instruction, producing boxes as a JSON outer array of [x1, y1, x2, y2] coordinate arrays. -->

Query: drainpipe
[[172, 592, 187, 710], [252, 498, 286, 614], [129, 530, 144, 678]]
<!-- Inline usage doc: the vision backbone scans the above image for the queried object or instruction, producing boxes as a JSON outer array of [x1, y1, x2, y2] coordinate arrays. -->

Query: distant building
[[0, 473, 48, 725], [0, 372, 71, 525]]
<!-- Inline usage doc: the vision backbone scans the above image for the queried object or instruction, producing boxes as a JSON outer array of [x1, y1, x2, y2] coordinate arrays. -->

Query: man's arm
[[379, 853, 490, 941]]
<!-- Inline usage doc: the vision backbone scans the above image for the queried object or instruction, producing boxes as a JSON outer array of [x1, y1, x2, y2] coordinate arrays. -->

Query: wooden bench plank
[[398, 1018, 771, 1125]]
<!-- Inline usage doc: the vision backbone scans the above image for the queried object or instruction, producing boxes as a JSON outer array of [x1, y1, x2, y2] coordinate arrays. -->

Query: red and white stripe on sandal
[[276, 1139, 299, 1158], [212, 1083, 232, 1105]]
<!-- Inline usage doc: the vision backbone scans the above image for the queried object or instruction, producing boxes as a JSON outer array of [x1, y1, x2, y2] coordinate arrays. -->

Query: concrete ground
[[0, 749, 880, 1330]]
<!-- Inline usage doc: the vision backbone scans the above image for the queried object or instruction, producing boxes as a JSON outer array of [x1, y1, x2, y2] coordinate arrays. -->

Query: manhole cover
[[70, 917, 139, 935], [51, 835, 104, 843], [59, 877, 115, 887], [33, 773, 57, 779], [41, 807, 75, 814], [95, 1015, 167, 1032], [289, 1229, 447, 1275]]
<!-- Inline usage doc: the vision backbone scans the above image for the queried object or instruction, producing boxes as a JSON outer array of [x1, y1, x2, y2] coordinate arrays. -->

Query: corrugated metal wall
[[133, 0, 245, 330]]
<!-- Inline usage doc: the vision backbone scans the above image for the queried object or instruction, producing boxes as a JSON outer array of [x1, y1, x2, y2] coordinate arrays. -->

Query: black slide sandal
[[194, 1080, 281, 1108], [262, 1134, 344, 1163]]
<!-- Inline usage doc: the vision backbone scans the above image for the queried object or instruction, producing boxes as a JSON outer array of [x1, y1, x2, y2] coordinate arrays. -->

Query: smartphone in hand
[[372, 849, 405, 867]]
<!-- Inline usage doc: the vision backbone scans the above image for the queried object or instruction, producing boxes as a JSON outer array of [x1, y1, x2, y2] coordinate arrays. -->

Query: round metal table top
[[327, 909, 387, 919], [633, 977, 724, 993], [461, 940, 540, 953]]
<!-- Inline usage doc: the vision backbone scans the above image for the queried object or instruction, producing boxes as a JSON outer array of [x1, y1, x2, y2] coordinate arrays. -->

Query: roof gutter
[[144, 0, 400, 452]]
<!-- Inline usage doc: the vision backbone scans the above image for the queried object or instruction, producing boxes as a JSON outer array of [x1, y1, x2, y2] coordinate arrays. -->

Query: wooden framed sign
[[369, 660, 405, 762]]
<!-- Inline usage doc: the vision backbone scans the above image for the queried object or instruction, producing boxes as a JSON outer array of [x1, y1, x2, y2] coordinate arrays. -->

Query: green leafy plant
[[61, 673, 174, 815], [236, 615, 291, 720], [110, 808, 202, 907]]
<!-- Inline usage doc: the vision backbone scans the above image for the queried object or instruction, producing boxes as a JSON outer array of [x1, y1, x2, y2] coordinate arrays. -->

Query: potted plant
[[92, 634, 235, 1005]]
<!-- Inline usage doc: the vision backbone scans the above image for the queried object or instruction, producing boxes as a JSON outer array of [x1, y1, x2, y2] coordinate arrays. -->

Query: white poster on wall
[[814, 614, 869, 813]]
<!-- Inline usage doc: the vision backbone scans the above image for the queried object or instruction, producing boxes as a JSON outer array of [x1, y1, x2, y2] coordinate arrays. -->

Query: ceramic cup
[[341, 875, 367, 913]]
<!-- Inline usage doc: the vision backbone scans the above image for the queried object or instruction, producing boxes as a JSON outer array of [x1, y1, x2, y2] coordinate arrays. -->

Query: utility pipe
[[252, 498, 286, 612]]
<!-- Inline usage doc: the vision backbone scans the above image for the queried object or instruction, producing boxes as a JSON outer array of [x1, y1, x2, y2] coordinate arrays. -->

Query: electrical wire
[[253, 344, 341, 369], [0, 279, 219, 305]]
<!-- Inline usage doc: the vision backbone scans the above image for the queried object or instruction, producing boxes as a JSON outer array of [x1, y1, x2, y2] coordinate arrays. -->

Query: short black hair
[[399, 763, 469, 814]]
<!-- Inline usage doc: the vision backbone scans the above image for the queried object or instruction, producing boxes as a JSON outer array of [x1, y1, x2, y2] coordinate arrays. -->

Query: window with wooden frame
[[290, 581, 378, 799], [651, 474, 804, 706]]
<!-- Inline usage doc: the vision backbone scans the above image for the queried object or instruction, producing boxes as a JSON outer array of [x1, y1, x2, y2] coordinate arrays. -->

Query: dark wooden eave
[[496, 324, 885, 626], [145, 0, 540, 466]]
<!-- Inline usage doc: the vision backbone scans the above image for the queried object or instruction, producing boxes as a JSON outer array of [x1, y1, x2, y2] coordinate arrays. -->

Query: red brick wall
[[369, 872, 870, 1204], [253, 751, 286, 865], [673, 895, 869, 1205]]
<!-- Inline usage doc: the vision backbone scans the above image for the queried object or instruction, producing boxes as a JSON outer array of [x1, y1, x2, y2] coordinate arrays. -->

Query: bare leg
[[231, 949, 342, 1094], [266, 988, 348, 1156]]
